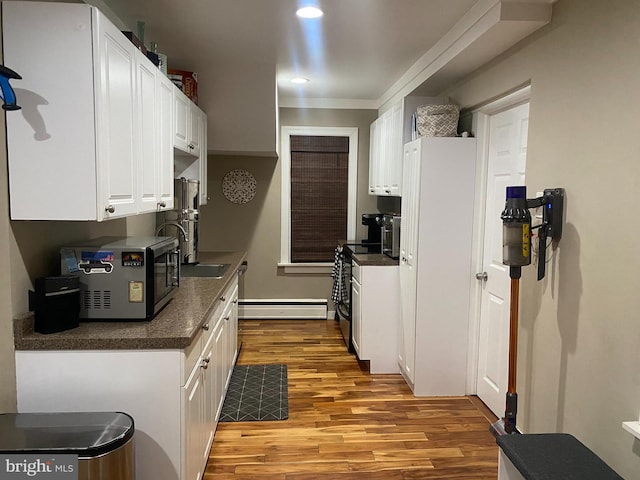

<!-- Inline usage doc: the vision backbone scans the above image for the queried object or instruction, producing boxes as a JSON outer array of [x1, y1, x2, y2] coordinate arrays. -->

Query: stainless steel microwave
[[381, 214, 401, 259], [60, 236, 180, 320]]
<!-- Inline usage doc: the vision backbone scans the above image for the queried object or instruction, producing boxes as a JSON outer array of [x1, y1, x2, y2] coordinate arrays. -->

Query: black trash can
[[0, 412, 134, 480]]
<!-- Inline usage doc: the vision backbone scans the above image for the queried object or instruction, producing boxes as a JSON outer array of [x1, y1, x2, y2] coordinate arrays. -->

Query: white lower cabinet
[[213, 317, 227, 421], [183, 322, 215, 480], [351, 272, 362, 356], [183, 357, 206, 480], [15, 277, 239, 480], [201, 333, 216, 472], [351, 260, 400, 374], [223, 284, 240, 389]]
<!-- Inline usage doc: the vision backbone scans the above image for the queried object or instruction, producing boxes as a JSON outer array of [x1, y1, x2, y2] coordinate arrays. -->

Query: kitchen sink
[[180, 263, 230, 278]]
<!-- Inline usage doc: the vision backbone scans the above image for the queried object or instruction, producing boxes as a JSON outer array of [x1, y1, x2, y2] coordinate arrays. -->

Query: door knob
[[475, 272, 488, 281]]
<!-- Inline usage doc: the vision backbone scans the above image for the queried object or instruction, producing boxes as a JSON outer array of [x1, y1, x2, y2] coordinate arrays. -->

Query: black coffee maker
[[361, 213, 382, 250]]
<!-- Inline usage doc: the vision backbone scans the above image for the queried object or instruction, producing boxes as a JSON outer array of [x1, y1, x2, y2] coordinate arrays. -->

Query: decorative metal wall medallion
[[222, 169, 257, 204]]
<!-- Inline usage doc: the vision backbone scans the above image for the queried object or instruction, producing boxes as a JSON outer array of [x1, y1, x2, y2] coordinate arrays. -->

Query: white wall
[[0, 101, 16, 411], [444, 0, 640, 477]]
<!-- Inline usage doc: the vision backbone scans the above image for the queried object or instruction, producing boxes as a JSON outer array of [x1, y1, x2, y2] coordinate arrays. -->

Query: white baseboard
[[239, 299, 328, 320]]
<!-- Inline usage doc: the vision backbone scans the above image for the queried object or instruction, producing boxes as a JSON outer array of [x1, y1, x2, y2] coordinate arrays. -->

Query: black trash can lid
[[0, 412, 134, 458], [496, 433, 623, 480]]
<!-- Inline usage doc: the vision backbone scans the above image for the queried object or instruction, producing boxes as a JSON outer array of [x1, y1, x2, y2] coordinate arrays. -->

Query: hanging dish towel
[[331, 246, 347, 305]]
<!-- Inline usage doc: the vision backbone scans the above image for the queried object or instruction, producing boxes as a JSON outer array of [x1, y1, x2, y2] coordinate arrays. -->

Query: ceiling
[[100, 0, 554, 110]]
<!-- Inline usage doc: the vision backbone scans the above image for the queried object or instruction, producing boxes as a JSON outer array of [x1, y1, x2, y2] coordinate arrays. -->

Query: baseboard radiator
[[239, 299, 328, 320]]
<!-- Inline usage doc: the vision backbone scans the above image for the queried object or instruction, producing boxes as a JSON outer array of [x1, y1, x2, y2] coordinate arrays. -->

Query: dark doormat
[[219, 364, 289, 422]]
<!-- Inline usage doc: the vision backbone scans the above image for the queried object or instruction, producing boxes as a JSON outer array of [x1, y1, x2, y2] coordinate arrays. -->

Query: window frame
[[279, 126, 358, 272]]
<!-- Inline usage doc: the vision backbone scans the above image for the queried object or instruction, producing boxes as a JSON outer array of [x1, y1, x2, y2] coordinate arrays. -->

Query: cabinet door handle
[[384, 189, 391, 194], [202, 323, 210, 331], [224, 315, 230, 321], [200, 359, 209, 369], [232, 299, 238, 304], [219, 296, 226, 302], [105, 205, 115, 213], [158, 201, 166, 209]]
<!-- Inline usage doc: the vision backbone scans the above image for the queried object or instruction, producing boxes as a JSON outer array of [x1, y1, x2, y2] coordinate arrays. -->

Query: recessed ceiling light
[[296, 6, 323, 19], [291, 77, 310, 84]]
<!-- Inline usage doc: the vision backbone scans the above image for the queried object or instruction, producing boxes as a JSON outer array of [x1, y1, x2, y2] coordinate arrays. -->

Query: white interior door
[[476, 102, 529, 417]]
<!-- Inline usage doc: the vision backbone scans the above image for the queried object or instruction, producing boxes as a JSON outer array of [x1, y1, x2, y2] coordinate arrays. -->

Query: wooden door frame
[[466, 84, 532, 394]]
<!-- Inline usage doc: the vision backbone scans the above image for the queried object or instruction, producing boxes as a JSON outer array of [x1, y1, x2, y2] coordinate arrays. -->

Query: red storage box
[[168, 69, 198, 105]]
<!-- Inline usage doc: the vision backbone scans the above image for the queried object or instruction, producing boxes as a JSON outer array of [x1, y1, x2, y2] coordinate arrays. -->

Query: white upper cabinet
[[368, 120, 382, 195], [188, 101, 202, 157], [137, 53, 162, 214], [174, 89, 190, 153], [368, 96, 445, 197], [3, 1, 174, 221], [369, 102, 403, 196], [197, 107, 208, 206], [95, 14, 138, 218], [174, 88, 203, 157], [158, 74, 176, 210], [174, 88, 209, 206]]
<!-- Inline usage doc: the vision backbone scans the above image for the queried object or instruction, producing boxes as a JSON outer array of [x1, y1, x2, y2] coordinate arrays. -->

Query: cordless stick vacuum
[[490, 186, 565, 436]]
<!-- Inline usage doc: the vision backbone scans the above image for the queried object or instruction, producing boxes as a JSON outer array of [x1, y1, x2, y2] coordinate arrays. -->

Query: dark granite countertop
[[351, 253, 399, 266], [13, 251, 247, 351]]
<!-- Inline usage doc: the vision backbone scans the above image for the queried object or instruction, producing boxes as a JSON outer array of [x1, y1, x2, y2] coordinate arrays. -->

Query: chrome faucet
[[156, 222, 189, 242]]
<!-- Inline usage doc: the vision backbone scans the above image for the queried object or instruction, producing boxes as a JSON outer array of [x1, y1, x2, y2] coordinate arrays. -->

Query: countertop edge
[[14, 251, 248, 352], [351, 253, 399, 266]]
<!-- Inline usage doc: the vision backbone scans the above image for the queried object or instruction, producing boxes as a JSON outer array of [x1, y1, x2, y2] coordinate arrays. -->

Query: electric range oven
[[336, 242, 381, 352]]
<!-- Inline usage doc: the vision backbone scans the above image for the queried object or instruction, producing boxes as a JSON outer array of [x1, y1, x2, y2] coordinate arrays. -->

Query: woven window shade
[[290, 135, 349, 263]]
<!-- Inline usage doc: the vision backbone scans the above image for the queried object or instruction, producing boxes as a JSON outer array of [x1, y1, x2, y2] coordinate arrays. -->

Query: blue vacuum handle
[[0, 65, 21, 111]]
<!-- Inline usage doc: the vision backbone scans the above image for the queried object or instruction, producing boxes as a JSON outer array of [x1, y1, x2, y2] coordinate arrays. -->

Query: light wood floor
[[205, 319, 499, 480]]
